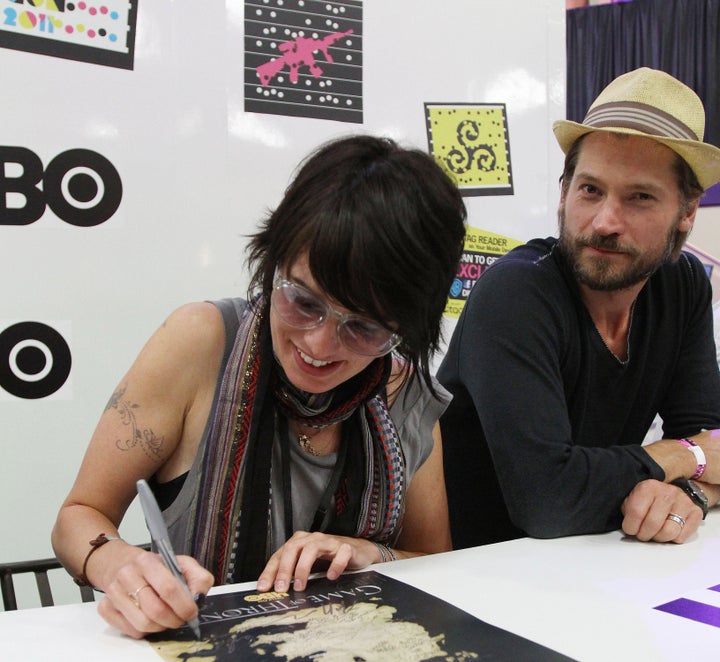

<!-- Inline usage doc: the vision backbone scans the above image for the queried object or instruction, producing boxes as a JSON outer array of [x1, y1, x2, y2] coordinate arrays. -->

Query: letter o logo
[[44, 149, 122, 227], [0, 322, 72, 398]]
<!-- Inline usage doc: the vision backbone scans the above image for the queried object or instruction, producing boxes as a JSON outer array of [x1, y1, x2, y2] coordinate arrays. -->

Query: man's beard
[[558, 207, 680, 292]]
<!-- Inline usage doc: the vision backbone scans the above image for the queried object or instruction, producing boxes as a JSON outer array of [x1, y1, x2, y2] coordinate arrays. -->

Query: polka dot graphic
[[0, 1, 138, 69], [245, 0, 363, 123]]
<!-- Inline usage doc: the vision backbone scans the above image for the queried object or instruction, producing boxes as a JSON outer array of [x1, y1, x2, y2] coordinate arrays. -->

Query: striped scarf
[[189, 301, 406, 584]]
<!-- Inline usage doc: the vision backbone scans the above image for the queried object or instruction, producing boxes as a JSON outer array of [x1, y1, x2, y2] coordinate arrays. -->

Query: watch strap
[[671, 478, 708, 519]]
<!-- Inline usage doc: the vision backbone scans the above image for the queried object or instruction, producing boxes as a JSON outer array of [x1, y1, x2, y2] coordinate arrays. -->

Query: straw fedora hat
[[553, 67, 720, 190]]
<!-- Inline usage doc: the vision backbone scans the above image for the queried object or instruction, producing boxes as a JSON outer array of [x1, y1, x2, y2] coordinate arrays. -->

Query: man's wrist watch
[[671, 478, 709, 519]]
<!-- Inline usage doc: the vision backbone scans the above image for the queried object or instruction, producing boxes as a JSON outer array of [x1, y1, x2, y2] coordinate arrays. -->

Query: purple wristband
[[677, 438, 706, 480]]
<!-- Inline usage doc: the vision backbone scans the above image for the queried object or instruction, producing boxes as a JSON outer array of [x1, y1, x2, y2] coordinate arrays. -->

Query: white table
[[3, 518, 720, 661]]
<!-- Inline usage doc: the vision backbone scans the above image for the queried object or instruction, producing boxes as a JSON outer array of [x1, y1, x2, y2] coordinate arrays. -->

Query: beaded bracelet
[[371, 541, 397, 563], [73, 533, 123, 588]]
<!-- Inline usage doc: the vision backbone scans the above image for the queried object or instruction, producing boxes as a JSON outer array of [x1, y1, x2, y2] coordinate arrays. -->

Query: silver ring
[[666, 513, 686, 529]]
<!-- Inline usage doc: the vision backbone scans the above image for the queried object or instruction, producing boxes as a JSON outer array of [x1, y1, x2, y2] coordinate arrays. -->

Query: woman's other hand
[[255, 531, 386, 593]]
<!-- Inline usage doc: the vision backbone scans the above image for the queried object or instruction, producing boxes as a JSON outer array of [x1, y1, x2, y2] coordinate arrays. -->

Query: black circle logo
[[0, 322, 72, 399], [43, 149, 122, 227]]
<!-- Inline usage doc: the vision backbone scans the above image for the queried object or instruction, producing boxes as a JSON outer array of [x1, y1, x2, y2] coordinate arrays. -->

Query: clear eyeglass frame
[[271, 272, 401, 357]]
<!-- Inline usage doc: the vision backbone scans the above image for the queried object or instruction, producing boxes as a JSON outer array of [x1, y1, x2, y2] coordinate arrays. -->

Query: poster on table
[[148, 571, 572, 660], [0, 0, 565, 607]]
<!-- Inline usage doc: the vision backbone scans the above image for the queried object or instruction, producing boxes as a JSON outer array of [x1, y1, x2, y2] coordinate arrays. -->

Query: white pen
[[136, 479, 201, 639]]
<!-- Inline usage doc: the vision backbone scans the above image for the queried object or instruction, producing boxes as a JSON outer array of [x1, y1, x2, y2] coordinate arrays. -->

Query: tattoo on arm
[[106, 386, 164, 461]]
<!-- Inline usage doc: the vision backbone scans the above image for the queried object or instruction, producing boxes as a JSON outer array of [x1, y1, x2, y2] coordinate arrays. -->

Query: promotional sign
[[445, 227, 523, 319]]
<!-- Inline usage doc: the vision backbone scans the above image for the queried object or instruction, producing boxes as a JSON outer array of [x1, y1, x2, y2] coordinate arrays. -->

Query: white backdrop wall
[[0, 0, 565, 608]]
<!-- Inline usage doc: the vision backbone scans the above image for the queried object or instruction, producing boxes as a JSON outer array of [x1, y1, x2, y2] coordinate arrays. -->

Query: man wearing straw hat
[[438, 68, 720, 548]]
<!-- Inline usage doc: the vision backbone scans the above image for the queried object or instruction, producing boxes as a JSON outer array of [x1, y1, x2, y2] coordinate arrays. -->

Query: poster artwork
[[0, 0, 139, 69], [425, 103, 513, 197], [445, 226, 522, 318], [244, 0, 363, 123], [147, 570, 571, 661]]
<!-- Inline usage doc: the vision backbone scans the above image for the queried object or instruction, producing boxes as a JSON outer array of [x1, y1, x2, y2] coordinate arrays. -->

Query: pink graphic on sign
[[256, 29, 353, 86]]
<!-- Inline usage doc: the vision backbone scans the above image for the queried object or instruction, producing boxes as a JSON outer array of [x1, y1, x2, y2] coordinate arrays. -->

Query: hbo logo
[[0, 322, 71, 399], [0, 146, 122, 227]]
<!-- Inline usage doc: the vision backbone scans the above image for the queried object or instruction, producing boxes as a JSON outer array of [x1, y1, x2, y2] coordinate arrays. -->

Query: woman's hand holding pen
[[97, 550, 213, 640]]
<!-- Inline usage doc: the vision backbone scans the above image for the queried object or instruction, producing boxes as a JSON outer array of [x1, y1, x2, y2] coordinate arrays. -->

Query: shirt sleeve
[[656, 253, 720, 438]]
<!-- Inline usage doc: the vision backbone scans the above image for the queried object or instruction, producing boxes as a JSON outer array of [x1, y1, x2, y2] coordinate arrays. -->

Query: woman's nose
[[302, 315, 343, 355]]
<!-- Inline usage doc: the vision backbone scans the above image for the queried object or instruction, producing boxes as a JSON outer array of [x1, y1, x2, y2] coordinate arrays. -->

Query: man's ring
[[128, 584, 151, 608], [666, 513, 686, 529]]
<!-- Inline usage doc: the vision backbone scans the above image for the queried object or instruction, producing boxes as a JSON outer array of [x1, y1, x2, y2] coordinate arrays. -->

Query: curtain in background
[[566, 0, 720, 203]]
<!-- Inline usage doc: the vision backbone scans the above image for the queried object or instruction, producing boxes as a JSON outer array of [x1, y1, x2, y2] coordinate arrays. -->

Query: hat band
[[583, 101, 698, 141]]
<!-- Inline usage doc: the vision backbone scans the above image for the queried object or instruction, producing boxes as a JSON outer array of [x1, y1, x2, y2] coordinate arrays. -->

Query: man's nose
[[592, 197, 625, 235]]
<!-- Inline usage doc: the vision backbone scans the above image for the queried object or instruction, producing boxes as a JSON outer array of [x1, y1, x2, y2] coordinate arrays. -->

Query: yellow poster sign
[[445, 226, 522, 318], [425, 104, 513, 196]]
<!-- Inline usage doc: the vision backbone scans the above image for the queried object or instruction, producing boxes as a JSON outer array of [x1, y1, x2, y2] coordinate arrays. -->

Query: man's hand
[[621, 479, 703, 543]]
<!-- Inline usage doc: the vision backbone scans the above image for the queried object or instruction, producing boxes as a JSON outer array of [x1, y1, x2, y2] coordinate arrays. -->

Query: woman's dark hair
[[246, 134, 467, 393]]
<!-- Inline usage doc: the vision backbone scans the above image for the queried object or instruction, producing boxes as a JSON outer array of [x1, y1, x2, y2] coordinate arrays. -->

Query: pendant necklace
[[294, 422, 334, 456], [297, 428, 321, 456]]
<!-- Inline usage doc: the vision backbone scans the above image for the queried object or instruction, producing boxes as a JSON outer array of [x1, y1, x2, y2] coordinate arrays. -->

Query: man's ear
[[679, 199, 700, 233], [559, 178, 567, 206]]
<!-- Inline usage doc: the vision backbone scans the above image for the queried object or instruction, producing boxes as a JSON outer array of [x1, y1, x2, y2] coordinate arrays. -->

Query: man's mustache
[[576, 234, 637, 256]]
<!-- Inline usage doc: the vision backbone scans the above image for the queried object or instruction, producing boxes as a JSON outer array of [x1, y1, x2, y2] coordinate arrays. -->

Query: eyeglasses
[[271, 274, 401, 357]]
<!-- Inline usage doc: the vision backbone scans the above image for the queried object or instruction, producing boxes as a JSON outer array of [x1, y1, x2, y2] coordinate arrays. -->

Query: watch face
[[687, 480, 709, 507], [673, 478, 709, 518]]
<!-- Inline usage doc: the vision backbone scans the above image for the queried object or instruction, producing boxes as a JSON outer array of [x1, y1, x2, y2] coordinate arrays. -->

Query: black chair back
[[0, 544, 151, 610], [0, 557, 94, 611]]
